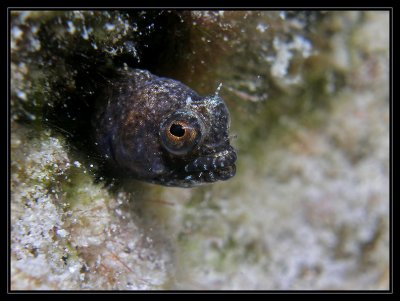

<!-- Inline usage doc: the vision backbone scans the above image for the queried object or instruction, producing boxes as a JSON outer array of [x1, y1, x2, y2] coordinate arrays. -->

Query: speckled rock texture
[[10, 11, 389, 290]]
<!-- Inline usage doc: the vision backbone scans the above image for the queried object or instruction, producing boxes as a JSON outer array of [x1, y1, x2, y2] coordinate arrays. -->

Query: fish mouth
[[183, 146, 237, 184]]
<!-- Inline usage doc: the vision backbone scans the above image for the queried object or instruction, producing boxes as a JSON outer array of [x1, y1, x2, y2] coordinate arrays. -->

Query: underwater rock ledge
[[10, 10, 389, 290]]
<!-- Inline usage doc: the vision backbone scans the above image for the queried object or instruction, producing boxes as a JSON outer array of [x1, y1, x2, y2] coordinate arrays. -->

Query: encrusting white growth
[[185, 96, 192, 106]]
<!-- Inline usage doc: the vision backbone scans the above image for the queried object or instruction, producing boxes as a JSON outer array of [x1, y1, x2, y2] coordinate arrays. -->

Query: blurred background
[[10, 10, 389, 290]]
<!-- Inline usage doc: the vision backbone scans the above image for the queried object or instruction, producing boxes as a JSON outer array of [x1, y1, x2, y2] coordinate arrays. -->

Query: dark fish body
[[93, 68, 236, 187]]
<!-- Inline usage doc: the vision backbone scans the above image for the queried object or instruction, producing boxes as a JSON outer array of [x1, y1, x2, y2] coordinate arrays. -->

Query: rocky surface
[[10, 10, 389, 290]]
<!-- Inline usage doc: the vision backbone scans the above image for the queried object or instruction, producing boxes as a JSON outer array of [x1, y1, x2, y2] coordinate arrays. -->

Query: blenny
[[93, 68, 236, 187]]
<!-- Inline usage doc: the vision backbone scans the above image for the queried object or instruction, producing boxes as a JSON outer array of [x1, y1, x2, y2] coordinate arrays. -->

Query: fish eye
[[160, 111, 204, 155], [166, 120, 196, 143], [169, 123, 186, 138]]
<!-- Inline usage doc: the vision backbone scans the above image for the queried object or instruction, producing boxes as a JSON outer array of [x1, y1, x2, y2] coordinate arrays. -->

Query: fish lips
[[184, 146, 237, 182]]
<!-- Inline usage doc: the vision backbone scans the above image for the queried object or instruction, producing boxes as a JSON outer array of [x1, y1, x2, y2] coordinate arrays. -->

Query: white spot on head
[[215, 83, 223, 96], [186, 96, 192, 106]]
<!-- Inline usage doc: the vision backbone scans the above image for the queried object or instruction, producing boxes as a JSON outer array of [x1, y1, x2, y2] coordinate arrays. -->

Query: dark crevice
[[38, 11, 192, 182]]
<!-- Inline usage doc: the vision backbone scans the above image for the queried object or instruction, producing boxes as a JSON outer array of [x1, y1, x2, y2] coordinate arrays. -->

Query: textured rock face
[[10, 11, 389, 290]]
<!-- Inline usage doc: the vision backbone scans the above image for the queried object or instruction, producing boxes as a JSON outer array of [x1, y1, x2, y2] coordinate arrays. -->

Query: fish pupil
[[170, 123, 185, 137]]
